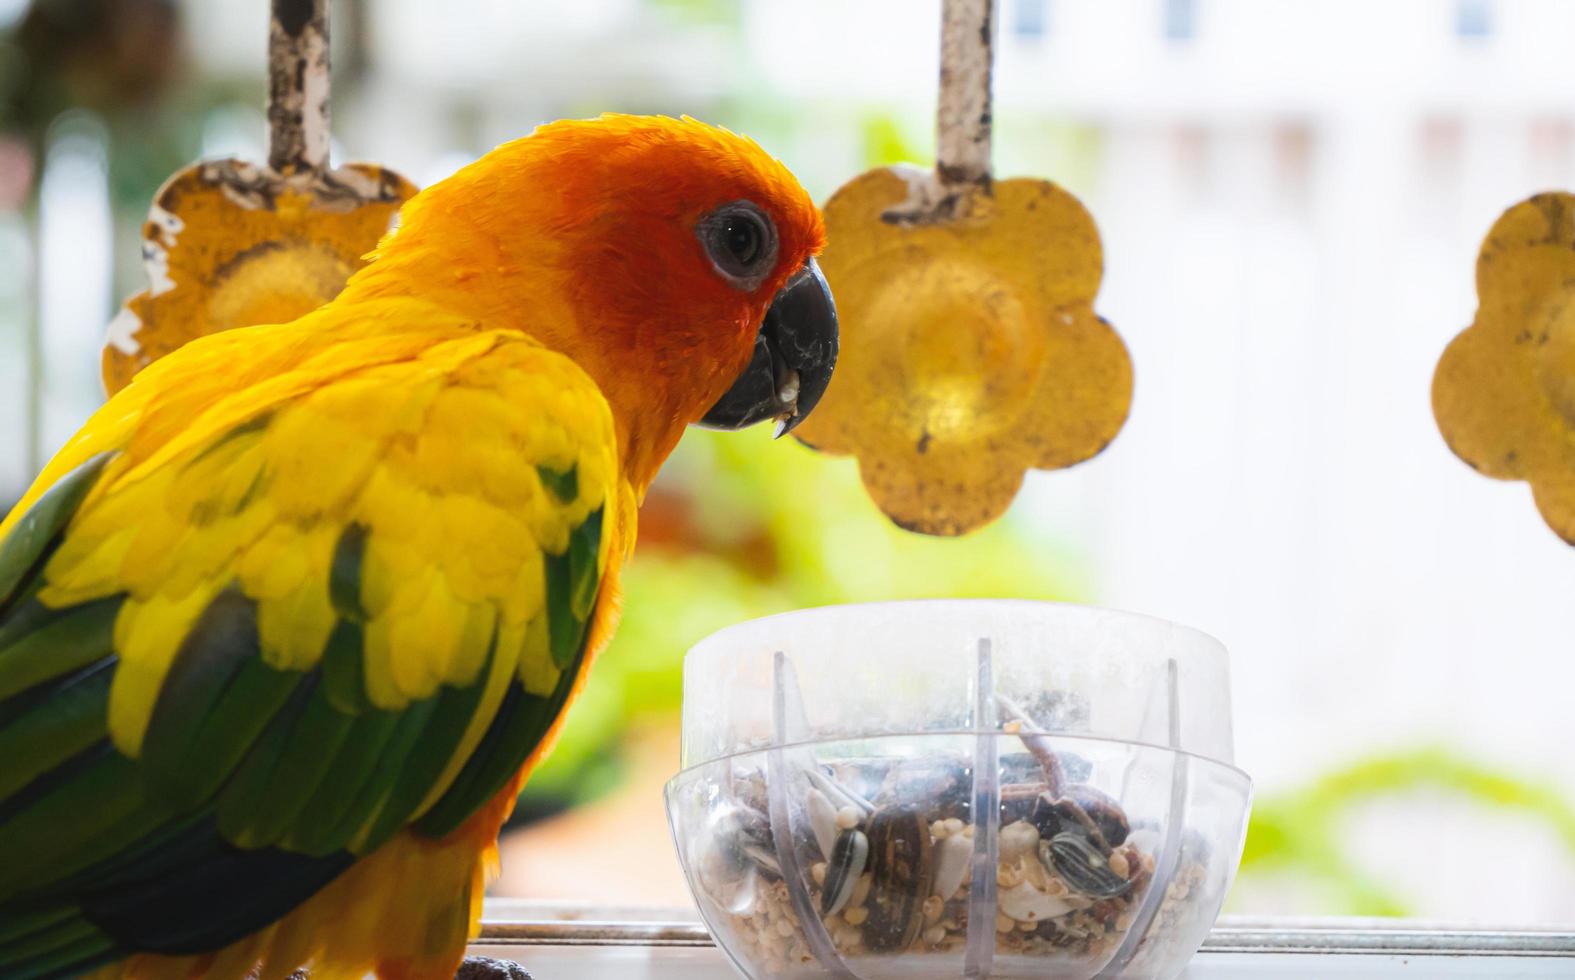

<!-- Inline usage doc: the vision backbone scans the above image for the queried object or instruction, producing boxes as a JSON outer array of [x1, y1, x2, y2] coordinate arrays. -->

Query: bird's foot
[[456, 954, 533, 980]]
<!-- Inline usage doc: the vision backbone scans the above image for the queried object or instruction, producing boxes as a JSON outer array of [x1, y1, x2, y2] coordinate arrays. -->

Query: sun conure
[[0, 114, 836, 980]]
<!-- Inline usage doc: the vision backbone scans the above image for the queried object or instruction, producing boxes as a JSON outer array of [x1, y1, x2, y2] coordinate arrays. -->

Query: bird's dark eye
[[700, 201, 779, 288], [724, 217, 761, 265]]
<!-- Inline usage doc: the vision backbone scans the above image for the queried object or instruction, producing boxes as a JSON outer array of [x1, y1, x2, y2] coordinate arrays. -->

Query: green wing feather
[[0, 454, 112, 606]]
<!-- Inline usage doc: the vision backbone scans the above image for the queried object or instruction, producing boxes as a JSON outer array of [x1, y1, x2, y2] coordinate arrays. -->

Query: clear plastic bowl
[[664, 601, 1252, 980]]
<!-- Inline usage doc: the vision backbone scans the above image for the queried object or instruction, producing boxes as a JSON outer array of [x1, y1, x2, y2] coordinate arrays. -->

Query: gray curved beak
[[696, 258, 838, 438]]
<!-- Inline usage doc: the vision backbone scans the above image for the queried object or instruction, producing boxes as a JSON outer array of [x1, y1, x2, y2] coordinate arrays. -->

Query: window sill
[[472, 903, 1575, 977]]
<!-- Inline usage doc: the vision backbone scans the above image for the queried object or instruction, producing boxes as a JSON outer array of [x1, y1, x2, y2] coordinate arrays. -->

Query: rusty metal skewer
[[885, 0, 996, 225], [268, 0, 331, 174], [936, 0, 994, 193]]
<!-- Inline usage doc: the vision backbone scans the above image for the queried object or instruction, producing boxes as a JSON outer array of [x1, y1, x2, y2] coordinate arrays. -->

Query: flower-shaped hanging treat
[[1433, 192, 1575, 542], [102, 0, 415, 395], [793, 0, 1131, 535], [104, 161, 413, 394], [798, 169, 1131, 535]]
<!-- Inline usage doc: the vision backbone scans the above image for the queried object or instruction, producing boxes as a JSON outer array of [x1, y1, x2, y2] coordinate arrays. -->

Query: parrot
[[0, 114, 836, 979]]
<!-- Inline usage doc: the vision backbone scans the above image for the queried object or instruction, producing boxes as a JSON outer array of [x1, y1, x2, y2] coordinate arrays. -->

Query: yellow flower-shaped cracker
[[1434, 192, 1575, 542], [102, 158, 415, 395], [794, 168, 1133, 535]]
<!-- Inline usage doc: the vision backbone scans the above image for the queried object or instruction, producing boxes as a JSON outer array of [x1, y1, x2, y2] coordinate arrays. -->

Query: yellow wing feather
[[16, 300, 620, 758]]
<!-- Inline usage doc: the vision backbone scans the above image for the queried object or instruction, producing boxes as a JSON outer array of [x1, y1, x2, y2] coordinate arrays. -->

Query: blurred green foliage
[[646, 0, 741, 29], [515, 428, 1086, 816], [1238, 747, 1575, 915], [861, 113, 922, 170]]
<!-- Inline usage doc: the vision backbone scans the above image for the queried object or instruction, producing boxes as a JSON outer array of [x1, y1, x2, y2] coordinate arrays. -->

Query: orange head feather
[[343, 114, 829, 489]]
